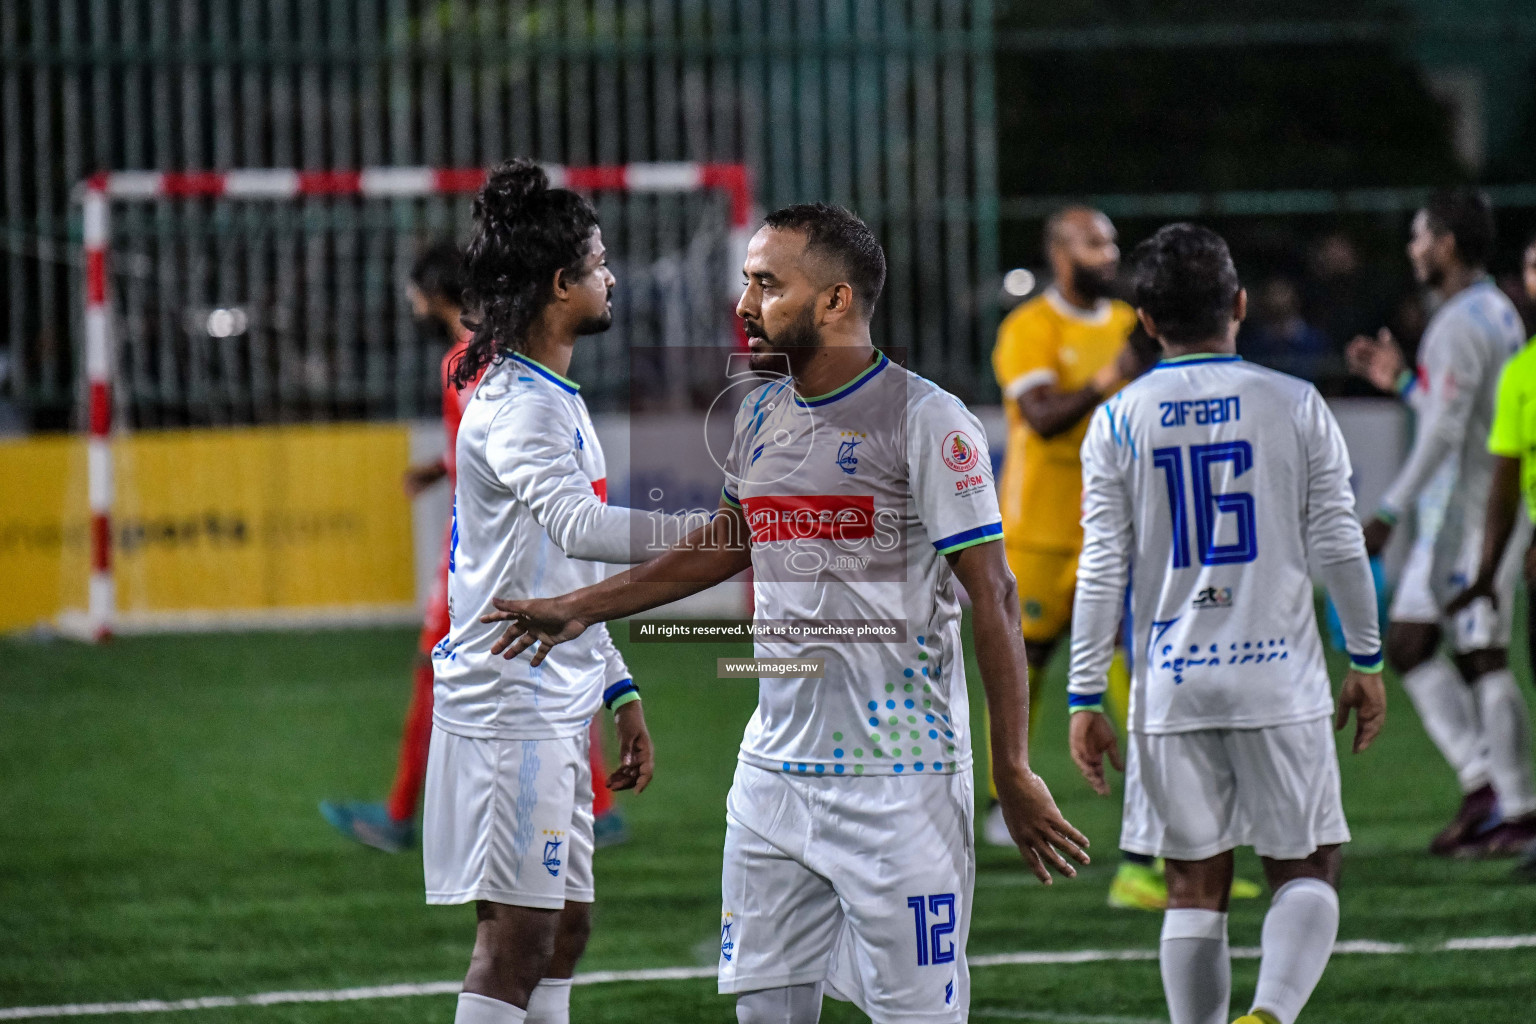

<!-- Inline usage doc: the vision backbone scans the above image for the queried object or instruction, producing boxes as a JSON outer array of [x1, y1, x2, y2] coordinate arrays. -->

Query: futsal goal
[[62, 163, 753, 639]]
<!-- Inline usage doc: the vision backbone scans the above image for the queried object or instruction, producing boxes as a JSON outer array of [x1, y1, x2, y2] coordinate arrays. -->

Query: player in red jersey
[[321, 242, 626, 852]]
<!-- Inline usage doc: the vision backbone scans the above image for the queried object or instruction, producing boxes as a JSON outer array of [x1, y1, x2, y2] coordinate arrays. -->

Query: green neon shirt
[[1487, 338, 1536, 519]]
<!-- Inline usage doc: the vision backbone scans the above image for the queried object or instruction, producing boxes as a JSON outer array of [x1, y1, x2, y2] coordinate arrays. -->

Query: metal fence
[[0, 0, 999, 427]]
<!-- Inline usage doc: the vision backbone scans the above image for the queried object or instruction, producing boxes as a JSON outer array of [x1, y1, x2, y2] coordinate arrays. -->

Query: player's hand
[[481, 596, 589, 666], [1445, 573, 1497, 617], [1345, 328, 1405, 393], [608, 699, 655, 794], [1068, 709, 1124, 797], [1334, 669, 1387, 754], [994, 768, 1091, 885], [1361, 515, 1393, 558], [402, 460, 447, 498]]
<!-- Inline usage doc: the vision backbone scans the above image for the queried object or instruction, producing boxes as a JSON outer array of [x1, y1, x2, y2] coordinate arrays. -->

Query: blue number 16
[[1152, 441, 1257, 569]]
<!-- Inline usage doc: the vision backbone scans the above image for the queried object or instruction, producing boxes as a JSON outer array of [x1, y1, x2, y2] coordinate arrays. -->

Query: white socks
[[454, 979, 570, 1024], [1402, 658, 1490, 793], [1159, 909, 1230, 1024], [456, 992, 526, 1024], [1473, 669, 1536, 818], [525, 978, 573, 1024], [1250, 878, 1339, 1024]]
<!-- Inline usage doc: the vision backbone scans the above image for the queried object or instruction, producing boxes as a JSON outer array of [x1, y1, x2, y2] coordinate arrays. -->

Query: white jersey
[[1382, 279, 1524, 548], [720, 352, 1003, 776], [434, 353, 672, 740], [1069, 354, 1382, 734]]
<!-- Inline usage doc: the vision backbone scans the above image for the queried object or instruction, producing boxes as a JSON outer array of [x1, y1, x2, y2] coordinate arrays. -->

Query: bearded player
[[1346, 188, 1535, 856], [428, 160, 690, 1024], [320, 242, 629, 855], [485, 202, 1088, 1024]]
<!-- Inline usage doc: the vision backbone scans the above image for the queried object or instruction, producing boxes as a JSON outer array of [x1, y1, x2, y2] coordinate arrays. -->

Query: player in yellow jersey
[[989, 207, 1260, 910]]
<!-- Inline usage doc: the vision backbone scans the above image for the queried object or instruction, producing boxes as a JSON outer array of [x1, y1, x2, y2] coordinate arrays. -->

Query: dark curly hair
[[453, 159, 600, 389], [1130, 223, 1241, 345]]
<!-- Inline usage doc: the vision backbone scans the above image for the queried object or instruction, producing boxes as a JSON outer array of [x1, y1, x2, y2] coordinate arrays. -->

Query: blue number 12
[[906, 892, 957, 966], [1152, 441, 1257, 569]]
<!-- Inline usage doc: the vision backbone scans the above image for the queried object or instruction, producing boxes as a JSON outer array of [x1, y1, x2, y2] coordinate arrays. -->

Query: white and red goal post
[[76, 162, 754, 640]]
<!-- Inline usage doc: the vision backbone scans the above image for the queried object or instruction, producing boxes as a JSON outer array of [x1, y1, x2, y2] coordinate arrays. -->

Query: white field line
[[1, 934, 1532, 1020], [972, 1011, 1165, 1024]]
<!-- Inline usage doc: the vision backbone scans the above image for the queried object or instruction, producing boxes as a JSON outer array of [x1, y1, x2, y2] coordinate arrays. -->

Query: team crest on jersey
[[941, 431, 979, 473], [720, 912, 735, 962], [541, 830, 565, 877], [836, 431, 865, 475]]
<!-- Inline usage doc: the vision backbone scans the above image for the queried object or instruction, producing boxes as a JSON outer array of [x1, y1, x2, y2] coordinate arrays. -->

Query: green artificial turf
[[2, 614, 1533, 1021]]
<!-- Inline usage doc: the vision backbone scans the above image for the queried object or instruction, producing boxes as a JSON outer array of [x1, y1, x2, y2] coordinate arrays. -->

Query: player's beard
[[744, 303, 822, 377], [1071, 262, 1118, 302], [575, 293, 615, 336], [1417, 260, 1446, 291]]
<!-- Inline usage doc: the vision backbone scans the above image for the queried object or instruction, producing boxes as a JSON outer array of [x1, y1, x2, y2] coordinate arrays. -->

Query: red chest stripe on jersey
[[592, 478, 608, 503], [742, 495, 874, 543]]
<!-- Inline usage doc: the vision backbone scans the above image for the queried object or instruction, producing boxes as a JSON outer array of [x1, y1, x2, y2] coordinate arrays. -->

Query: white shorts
[[422, 724, 595, 908], [1389, 518, 1526, 653], [718, 761, 974, 1024], [1121, 717, 1350, 862]]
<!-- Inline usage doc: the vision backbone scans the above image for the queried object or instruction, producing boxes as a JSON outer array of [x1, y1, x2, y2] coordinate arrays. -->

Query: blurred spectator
[[1303, 233, 1392, 343], [1241, 276, 1338, 381]]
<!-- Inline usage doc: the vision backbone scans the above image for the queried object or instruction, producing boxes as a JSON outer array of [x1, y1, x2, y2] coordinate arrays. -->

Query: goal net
[[58, 163, 751, 638]]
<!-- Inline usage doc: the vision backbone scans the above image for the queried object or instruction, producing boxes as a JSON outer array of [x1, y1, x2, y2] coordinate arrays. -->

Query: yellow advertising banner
[[0, 423, 415, 632]]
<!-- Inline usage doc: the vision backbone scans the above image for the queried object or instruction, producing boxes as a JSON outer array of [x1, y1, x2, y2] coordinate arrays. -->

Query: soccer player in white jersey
[[428, 160, 681, 1024], [1069, 224, 1387, 1024], [1345, 187, 1536, 857], [486, 203, 1089, 1024]]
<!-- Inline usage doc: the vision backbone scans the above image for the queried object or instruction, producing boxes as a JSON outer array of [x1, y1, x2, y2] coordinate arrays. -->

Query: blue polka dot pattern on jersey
[[815, 764, 825, 774], [894, 763, 905, 772], [929, 729, 938, 739], [914, 761, 925, 771], [886, 700, 895, 709], [782, 762, 791, 771], [834, 748, 844, 758], [904, 668, 914, 678], [868, 701, 877, 710], [868, 717, 879, 726], [904, 699, 914, 709], [917, 636, 925, 645], [932, 762, 942, 771], [835, 765, 845, 774]]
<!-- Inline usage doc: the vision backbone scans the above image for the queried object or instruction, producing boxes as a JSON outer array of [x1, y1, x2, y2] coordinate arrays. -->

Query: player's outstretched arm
[[950, 540, 1090, 884], [484, 502, 754, 665], [1345, 327, 1407, 396]]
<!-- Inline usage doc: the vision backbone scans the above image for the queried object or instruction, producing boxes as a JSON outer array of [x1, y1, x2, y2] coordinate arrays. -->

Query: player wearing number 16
[[1068, 224, 1387, 1024]]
